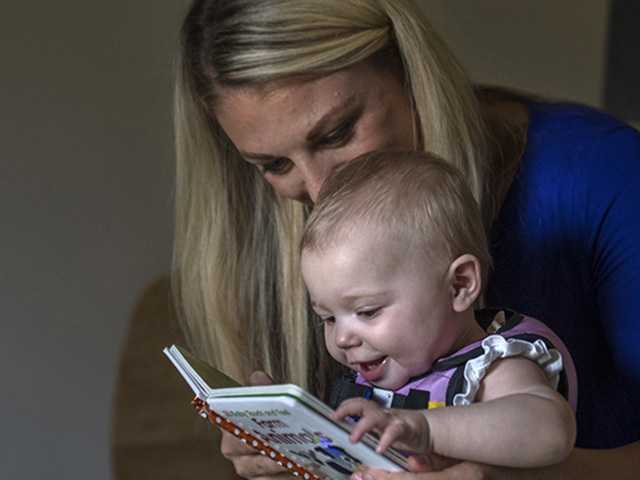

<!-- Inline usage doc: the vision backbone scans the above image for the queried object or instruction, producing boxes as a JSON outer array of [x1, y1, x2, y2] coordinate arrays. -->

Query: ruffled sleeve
[[452, 335, 563, 406]]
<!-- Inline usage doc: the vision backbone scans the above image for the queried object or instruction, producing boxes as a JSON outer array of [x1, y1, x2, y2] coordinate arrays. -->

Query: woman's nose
[[297, 159, 338, 203], [301, 169, 327, 203]]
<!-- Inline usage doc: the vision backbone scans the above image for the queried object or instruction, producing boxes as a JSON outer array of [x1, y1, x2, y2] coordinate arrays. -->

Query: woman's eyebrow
[[240, 95, 361, 161], [306, 95, 360, 145], [239, 151, 282, 163]]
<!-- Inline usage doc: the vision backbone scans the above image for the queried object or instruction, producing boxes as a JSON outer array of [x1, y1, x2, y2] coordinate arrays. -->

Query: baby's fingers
[[375, 419, 407, 453], [348, 408, 391, 444], [332, 398, 392, 443], [331, 397, 372, 421]]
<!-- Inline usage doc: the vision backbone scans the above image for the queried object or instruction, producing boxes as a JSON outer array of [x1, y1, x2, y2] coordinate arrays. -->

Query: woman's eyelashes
[[315, 117, 357, 149], [256, 115, 359, 177], [261, 157, 292, 175]]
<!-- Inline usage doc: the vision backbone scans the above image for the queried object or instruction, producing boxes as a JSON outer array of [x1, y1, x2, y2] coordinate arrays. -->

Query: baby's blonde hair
[[302, 151, 491, 289]]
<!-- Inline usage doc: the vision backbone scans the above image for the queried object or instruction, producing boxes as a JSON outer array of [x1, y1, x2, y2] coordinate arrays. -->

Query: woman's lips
[[356, 357, 388, 383]]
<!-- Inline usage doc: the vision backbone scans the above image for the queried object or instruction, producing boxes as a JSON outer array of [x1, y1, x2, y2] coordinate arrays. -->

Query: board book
[[163, 344, 408, 480]]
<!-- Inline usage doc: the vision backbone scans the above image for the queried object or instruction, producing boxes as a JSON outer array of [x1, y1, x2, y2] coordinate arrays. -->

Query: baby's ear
[[447, 254, 482, 312]]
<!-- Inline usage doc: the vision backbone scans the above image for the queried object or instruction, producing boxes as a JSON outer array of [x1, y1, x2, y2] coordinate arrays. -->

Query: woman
[[173, 0, 640, 478]]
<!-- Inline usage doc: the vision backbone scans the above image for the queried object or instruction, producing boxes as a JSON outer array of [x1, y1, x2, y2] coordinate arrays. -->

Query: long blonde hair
[[173, 0, 495, 394]]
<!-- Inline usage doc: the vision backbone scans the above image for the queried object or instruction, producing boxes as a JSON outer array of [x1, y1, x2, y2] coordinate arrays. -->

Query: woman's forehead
[[213, 59, 397, 115], [213, 65, 388, 151], [214, 81, 355, 152]]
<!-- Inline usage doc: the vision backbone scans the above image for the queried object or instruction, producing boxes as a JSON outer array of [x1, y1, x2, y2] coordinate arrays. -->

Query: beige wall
[[422, 0, 611, 107], [0, 1, 188, 479]]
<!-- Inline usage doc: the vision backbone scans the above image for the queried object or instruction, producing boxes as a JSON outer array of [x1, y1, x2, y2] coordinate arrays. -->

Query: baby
[[300, 151, 577, 468]]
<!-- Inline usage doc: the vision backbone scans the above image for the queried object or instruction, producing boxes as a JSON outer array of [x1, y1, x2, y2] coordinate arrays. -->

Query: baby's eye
[[261, 157, 292, 175], [312, 312, 335, 327], [357, 308, 381, 319]]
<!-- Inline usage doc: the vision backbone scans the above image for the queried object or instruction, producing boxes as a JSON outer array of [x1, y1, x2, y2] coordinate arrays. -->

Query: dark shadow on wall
[[604, 0, 640, 122], [111, 276, 238, 479]]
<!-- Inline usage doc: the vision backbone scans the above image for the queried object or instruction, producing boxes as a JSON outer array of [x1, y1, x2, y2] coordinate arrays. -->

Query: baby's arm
[[333, 357, 576, 468], [426, 356, 576, 467]]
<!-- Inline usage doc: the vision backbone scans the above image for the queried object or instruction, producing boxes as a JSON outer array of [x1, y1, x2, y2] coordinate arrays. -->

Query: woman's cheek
[[264, 173, 307, 202]]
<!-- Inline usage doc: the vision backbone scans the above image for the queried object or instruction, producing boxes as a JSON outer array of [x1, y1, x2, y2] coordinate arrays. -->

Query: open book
[[163, 345, 408, 480]]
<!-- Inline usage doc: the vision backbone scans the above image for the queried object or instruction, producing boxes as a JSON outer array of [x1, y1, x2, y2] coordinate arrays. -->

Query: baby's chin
[[370, 376, 409, 391]]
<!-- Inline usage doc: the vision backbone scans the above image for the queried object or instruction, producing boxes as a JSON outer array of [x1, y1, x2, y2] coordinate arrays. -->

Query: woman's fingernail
[[356, 472, 374, 480]]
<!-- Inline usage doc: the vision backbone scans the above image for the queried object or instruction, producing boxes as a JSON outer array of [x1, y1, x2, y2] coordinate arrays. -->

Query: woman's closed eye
[[261, 157, 292, 175], [315, 116, 357, 149]]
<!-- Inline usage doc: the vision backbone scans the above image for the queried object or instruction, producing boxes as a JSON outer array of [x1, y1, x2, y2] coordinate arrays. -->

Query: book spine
[[192, 397, 322, 480]]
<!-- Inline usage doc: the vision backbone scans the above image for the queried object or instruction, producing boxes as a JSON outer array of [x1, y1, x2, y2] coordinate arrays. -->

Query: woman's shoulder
[[526, 100, 639, 146], [501, 101, 640, 240], [522, 101, 640, 180]]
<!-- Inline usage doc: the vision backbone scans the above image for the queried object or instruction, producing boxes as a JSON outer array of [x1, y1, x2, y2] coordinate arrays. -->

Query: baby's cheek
[[327, 345, 349, 366], [325, 330, 349, 366]]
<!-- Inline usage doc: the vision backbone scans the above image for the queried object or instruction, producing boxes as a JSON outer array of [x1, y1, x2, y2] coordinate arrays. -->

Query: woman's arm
[[355, 442, 640, 480]]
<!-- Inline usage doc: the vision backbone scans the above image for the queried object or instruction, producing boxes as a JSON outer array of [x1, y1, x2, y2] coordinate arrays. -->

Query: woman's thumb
[[249, 370, 274, 386]]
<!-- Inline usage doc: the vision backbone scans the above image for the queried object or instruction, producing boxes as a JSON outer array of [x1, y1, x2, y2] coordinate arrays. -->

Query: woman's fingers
[[219, 430, 287, 477], [354, 467, 434, 480], [219, 429, 256, 457], [355, 461, 490, 480], [218, 371, 285, 478], [231, 455, 288, 479], [353, 468, 426, 480], [249, 370, 274, 386]]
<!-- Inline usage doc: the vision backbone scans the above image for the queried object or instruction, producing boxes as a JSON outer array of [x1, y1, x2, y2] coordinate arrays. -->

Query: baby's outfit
[[329, 308, 578, 412]]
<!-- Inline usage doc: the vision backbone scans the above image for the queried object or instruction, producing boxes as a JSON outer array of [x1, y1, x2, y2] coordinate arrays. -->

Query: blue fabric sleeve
[[589, 127, 640, 387], [488, 104, 640, 447]]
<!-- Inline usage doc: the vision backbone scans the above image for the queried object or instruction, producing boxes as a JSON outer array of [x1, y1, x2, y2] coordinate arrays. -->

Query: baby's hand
[[331, 398, 432, 454]]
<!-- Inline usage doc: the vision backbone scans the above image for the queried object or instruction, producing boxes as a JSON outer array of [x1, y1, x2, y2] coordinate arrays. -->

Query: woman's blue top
[[487, 102, 640, 448]]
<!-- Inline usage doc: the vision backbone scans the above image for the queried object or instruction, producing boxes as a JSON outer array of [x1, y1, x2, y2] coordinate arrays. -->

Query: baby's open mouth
[[357, 357, 388, 382], [359, 357, 387, 371]]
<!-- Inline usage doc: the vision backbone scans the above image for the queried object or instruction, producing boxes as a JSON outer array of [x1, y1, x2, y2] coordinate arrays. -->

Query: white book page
[[208, 388, 407, 478]]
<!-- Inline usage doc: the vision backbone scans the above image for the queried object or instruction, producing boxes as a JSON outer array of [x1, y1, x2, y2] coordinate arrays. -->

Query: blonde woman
[[173, 1, 640, 479]]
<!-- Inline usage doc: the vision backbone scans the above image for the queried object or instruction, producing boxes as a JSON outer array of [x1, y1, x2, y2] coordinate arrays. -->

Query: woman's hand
[[218, 371, 289, 479], [353, 460, 491, 480], [352, 443, 640, 480]]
